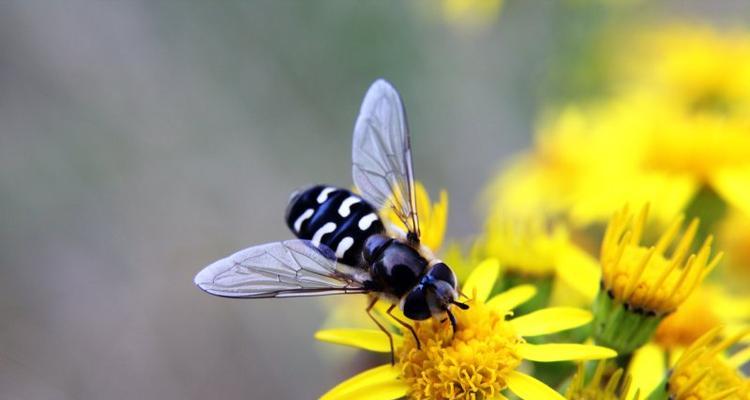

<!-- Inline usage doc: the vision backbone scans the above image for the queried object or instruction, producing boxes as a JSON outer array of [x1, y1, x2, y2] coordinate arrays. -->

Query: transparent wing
[[194, 240, 372, 298], [352, 79, 420, 241]]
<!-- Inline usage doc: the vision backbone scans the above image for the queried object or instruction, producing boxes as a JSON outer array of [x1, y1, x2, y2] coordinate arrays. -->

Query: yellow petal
[[517, 343, 616, 362], [729, 344, 750, 368], [667, 346, 684, 367], [712, 166, 750, 217], [386, 181, 449, 254], [462, 258, 500, 302], [627, 343, 666, 399], [422, 189, 448, 252], [486, 284, 537, 312], [320, 364, 406, 400], [505, 370, 565, 400], [315, 329, 402, 353], [509, 307, 592, 337], [555, 243, 601, 303]]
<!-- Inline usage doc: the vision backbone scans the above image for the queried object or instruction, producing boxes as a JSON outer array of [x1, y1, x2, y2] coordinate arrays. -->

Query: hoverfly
[[194, 79, 468, 363]]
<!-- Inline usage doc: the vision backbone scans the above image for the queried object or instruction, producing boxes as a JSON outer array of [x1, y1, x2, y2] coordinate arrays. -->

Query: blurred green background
[[0, 1, 747, 399]]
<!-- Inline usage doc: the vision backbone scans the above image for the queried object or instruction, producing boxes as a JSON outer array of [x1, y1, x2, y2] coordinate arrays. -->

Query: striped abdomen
[[285, 185, 385, 267]]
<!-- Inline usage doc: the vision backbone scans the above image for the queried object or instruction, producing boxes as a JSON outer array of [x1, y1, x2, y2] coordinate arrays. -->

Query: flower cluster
[[318, 261, 614, 399], [316, 22, 750, 400]]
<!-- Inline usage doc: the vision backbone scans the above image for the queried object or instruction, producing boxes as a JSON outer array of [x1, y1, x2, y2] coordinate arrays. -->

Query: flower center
[[398, 301, 523, 400]]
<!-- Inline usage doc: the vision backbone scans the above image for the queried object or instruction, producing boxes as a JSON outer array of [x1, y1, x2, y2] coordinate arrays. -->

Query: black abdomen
[[285, 185, 385, 267]]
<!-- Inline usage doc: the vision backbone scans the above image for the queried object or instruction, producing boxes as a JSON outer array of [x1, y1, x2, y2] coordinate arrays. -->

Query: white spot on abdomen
[[358, 213, 378, 230], [335, 237, 354, 259], [338, 196, 361, 217], [293, 208, 314, 232], [317, 187, 336, 204], [312, 222, 336, 246]]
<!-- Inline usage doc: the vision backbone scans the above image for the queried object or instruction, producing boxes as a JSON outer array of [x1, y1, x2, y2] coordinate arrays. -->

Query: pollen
[[397, 300, 523, 400], [667, 327, 750, 400], [600, 205, 722, 315]]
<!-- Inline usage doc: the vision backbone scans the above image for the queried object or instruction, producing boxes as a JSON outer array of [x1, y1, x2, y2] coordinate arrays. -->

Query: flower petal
[[712, 166, 750, 217], [422, 189, 448, 252], [517, 343, 616, 362], [505, 370, 565, 400], [627, 343, 666, 400], [729, 344, 750, 368], [555, 243, 600, 303], [509, 307, 592, 337], [486, 284, 537, 312], [320, 364, 407, 400], [315, 329, 402, 353], [462, 258, 500, 302]]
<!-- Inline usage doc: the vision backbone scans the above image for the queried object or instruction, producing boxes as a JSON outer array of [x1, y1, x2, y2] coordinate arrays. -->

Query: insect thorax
[[364, 236, 427, 298], [285, 185, 385, 267]]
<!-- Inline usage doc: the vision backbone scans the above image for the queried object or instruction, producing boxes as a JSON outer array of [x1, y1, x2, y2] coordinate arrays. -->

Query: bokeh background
[[1, 1, 748, 399]]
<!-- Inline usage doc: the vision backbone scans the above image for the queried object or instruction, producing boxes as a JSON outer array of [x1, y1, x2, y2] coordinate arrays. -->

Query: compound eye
[[402, 286, 431, 320], [426, 262, 457, 288]]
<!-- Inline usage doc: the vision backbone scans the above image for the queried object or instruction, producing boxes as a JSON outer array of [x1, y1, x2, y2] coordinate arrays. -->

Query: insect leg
[[386, 304, 421, 350], [446, 309, 458, 337], [366, 296, 395, 365]]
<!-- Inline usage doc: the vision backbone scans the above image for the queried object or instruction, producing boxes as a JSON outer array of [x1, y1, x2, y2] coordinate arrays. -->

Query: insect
[[194, 79, 468, 363]]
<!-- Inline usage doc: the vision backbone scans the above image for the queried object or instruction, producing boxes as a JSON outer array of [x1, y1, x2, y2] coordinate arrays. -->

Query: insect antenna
[[446, 308, 458, 336], [451, 300, 470, 310]]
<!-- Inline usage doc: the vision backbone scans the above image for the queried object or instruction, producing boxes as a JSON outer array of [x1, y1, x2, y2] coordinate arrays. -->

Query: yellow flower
[[565, 361, 639, 400], [621, 25, 750, 205], [627, 284, 750, 396], [664, 327, 750, 400], [600, 205, 721, 315], [592, 205, 723, 355], [654, 286, 750, 349], [480, 217, 569, 278], [486, 98, 699, 227], [383, 181, 448, 254], [487, 25, 750, 227], [622, 24, 750, 114], [316, 260, 617, 400], [641, 110, 750, 183], [473, 215, 602, 307]]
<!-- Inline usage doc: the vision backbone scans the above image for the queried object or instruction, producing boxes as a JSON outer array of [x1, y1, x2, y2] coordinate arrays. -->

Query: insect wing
[[352, 79, 421, 240], [194, 240, 371, 298]]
